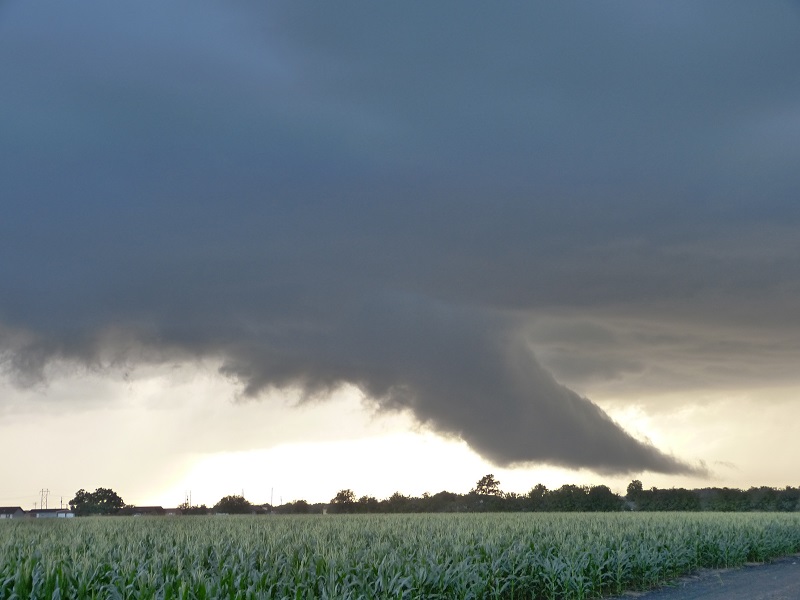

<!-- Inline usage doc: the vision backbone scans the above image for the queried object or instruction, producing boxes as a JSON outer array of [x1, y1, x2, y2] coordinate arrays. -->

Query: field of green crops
[[2, 513, 799, 599]]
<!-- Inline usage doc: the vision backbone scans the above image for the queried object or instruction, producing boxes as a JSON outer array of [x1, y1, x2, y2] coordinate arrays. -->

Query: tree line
[[625, 480, 800, 512], [68, 489, 254, 516], [68, 476, 800, 516], [301, 477, 800, 514]]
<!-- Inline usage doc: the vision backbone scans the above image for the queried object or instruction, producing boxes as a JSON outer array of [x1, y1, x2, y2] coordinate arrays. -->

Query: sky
[[1, 1, 799, 509]]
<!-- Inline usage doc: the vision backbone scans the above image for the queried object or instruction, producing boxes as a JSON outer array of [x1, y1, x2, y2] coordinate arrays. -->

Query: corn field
[[1, 512, 799, 599]]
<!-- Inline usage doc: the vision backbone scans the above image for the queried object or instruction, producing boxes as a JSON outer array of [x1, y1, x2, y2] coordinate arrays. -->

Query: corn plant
[[1, 512, 799, 599]]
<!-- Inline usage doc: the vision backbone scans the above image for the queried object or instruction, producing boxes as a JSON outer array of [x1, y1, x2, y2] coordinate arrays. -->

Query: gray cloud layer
[[3, 1, 799, 475]]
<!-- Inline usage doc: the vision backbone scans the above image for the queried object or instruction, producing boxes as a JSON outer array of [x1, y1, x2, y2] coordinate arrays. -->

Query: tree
[[357, 495, 380, 513], [473, 474, 502, 497], [178, 501, 209, 515], [527, 484, 548, 511], [69, 487, 125, 516], [626, 480, 643, 501], [69, 489, 92, 515], [213, 494, 252, 514], [93, 488, 125, 513], [586, 485, 624, 511], [386, 492, 410, 513], [287, 499, 310, 514], [329, 489, 357, 514], [421, 491, 461, 513], [547, 484, 587, 511]]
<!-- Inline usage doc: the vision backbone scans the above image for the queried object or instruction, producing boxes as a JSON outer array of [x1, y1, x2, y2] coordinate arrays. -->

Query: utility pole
[[39, 489, 50, 510]]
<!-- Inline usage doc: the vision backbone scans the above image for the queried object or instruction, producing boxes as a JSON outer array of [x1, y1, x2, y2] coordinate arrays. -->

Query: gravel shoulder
[[610, 554, 800, 600]]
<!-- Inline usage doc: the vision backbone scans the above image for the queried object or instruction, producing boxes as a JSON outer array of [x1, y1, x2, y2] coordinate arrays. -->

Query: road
[[612, 554, 800, 600]]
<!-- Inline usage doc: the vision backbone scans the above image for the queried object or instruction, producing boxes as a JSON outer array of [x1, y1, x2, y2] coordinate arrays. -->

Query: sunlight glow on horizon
[[3, 361, 798, 511], [145, 433, 598, 508]]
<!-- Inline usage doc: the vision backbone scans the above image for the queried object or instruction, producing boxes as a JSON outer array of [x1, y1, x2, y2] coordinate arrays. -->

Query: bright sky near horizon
[[2, 2, 800, 509]]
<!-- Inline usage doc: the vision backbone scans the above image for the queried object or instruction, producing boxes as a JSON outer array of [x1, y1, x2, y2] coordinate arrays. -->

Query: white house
[[29, 509, 74, 519]]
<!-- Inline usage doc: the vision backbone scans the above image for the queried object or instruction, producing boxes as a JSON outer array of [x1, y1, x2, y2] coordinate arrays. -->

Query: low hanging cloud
[[2, 1, 798, 477], [265, 295, 700, 475], [3, 294, 699, 476]]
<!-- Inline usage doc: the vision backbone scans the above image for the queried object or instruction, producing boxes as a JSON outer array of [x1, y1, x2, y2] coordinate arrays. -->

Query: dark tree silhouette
[[213, 494, 252, 514], [69, 487, 125, 516], [473, 474, 503, 496], [329, 489, 357, 513], [626, 479, 643, 501]]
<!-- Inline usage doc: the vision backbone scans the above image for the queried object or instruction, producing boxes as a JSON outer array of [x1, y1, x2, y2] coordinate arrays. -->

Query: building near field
[[120, 506, 183, 517], [125, 506, 166, 517], [29, 509, 74, 518], [0, 507, 25, 519]]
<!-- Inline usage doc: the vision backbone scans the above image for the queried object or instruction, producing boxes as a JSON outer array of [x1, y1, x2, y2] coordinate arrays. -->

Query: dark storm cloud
[[214, 294, 693, 474], [2, 1, 799, 475]]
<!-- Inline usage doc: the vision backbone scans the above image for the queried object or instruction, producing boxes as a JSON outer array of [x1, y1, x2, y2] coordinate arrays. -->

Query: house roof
[[0, 507, 24, 514]]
